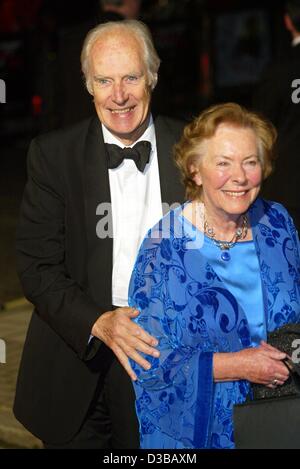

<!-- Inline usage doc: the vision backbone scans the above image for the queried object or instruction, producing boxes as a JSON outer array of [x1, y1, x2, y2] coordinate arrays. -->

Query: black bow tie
[[105, 141, 152, 173]]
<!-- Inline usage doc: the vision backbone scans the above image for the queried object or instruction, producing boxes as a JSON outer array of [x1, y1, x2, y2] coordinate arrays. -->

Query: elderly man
[[13, 20, 184, 449]]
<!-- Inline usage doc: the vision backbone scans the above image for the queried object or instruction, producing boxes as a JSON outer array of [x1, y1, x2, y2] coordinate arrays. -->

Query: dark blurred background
[[0, 0, 297, 305]]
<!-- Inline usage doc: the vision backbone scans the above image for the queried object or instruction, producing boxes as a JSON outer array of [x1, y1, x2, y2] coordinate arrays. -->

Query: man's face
[[89, 31, 151, 145]]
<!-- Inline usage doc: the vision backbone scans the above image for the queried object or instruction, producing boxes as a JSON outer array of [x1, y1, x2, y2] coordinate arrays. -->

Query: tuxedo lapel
[[154, 116, 185, 207], [83, 115, 184, 307], [84, 117, 113, 308]]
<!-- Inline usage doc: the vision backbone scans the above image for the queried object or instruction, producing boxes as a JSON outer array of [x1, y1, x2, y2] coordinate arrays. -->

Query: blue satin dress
[[200, 232, 266, 347], [199, 233, 265, 448]]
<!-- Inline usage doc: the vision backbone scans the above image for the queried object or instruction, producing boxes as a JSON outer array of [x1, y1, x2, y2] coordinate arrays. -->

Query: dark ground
[[0, 141, 28, 305]]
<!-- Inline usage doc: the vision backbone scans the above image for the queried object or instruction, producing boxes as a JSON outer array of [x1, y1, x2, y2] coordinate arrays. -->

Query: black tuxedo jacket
[[13, 115, 185, 444]]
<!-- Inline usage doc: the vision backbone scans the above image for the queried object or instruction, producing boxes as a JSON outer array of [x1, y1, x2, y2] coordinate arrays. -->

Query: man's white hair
[[81, 19, 161, 95]]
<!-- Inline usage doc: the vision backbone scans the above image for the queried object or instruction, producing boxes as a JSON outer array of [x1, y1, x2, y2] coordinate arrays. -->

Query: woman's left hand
[[213, 345, 290, 385], [259, 340, 290, 388]]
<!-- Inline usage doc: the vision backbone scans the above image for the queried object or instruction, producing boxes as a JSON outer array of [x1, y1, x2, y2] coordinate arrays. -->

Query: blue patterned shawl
[[128, 198, 300, 449]]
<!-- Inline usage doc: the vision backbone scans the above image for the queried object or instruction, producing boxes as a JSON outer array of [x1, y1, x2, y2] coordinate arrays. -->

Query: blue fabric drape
[[128, 198, 300, 448]]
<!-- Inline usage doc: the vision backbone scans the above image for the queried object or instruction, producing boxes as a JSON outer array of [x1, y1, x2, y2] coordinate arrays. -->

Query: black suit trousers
[[44, 357, 139, 449]]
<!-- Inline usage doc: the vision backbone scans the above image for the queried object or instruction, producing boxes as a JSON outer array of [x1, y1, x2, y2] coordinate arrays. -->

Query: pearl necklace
[[204, 214, 248, 261]]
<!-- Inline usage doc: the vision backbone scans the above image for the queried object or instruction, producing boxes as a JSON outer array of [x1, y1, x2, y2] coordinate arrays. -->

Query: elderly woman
[[128, 103, 300, 449]]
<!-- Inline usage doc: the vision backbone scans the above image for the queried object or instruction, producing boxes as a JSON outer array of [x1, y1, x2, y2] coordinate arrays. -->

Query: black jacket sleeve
[[16, 138, 102, 360]]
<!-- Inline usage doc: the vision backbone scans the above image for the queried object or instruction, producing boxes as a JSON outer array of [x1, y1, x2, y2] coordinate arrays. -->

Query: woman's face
[[193, 123, 262, 221]]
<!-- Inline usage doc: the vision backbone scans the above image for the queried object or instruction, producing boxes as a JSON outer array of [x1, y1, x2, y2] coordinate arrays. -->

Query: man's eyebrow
[[94, 75, 111, 80], [94, 71, 144, 79]]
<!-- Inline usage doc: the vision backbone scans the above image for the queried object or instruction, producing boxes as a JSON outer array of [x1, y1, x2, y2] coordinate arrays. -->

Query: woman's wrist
[[213, 351, 245, 382]]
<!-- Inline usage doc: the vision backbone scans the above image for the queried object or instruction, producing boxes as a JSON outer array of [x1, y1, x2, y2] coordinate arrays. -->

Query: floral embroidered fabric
[[128, 199, 300, 448]]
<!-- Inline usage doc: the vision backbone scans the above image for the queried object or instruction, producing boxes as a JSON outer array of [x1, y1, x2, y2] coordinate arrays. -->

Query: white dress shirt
[[102, 116, 163, 306]]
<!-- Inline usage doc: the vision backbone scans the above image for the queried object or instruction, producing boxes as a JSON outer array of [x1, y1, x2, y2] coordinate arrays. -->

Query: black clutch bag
[[233, 323, 300, 448], [252, 323, 300, 399]]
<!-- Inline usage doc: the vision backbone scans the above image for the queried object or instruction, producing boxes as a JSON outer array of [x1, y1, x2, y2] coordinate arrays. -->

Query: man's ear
[[190, 164, 202, 186]]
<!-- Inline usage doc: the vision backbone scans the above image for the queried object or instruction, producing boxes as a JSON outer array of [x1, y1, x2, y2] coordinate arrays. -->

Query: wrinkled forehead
[[205, 123, 258, 149], [214, 122, 257, 138], [91, 30, 144, 62], [89, 31, 147, 79], [196, 124, 259, 161]]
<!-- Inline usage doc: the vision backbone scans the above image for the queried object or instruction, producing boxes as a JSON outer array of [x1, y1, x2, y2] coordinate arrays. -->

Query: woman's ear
[[190, 164, 202, 186]]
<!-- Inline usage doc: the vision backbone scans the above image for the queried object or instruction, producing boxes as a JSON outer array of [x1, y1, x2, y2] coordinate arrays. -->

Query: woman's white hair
[[81, 20, 161, 95]]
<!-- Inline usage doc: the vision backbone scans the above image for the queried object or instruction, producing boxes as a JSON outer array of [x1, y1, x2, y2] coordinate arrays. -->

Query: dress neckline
[[178, 201, 253, 245]]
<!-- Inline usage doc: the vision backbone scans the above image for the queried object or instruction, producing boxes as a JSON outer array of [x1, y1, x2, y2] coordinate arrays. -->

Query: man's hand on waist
[[91, 307, 160, 380]]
